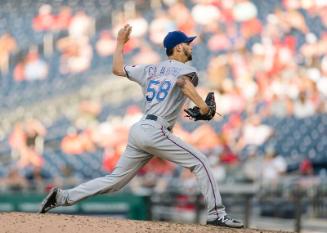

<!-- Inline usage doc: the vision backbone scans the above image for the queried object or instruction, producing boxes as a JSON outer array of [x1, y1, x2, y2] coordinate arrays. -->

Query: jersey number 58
[[146, 80, 172, 102]]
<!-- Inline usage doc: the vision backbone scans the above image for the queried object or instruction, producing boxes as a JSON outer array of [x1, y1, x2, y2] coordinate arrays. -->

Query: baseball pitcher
[[39, 24, 243, 228]]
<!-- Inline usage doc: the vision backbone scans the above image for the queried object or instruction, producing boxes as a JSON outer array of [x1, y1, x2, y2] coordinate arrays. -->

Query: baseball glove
[[184, 92, 216, 121]]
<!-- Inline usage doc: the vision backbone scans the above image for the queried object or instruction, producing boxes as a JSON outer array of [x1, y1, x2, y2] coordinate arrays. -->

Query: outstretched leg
[[39, 145, 152, 213]]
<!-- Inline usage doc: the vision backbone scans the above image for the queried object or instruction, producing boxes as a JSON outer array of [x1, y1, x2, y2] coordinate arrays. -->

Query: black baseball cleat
[[207, 215, 244, 228], [38, 187, 59, 213]]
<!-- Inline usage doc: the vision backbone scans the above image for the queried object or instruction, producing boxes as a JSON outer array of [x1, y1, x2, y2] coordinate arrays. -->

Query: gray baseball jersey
[[55, 60, 226, 221], [124, 60, 199, 129]]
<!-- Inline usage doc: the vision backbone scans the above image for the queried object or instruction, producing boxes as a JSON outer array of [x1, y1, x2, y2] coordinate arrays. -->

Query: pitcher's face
[[182, 42, 193, 61]]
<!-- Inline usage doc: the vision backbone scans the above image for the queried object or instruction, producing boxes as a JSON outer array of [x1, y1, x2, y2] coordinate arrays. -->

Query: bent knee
[[190, 160, 210, 173]]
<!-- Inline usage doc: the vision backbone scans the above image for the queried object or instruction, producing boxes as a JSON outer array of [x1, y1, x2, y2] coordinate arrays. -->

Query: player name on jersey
[[147, 65, 182, 78]]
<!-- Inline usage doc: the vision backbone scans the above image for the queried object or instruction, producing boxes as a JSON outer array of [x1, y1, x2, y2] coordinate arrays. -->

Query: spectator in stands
[[60, 128, 95, 155], [242, 147, 263, 183], [168, 0, 195, 34], [207, 26, 231, 52], [9, 123, 26, 160], [9, 120, 45, 168], [296, 158, 320, 190], [237, 115, 274, 149], [215, 79, 246, 115], [240, 17, 262, 41], [91, 121, 115, 148], [207, 56, 229, 89], [269, 94, 293, 117], [127, 13, 148, 38], [293, 91, 316, 118], [191, 1, 220, 30], [61, 128, 84, 155], [221, 114, 243, 149], [95, 30, 116, 57], [217, 135, 240, 183], [0, 33, 17, 75], [0, 166, 28, 191], [283, 5, 308, 34], [32, 4, 55, 32], [69, 10, 93, 39], [299, 159, 314, 176], [79, 129, 96, 153], [17, 146, 44, 168], [13, 57, 27, 82], [102, 144, 123, 173], [53, 6, 72, 32], [219, 143, 239, 166], [300, 33, 324, 59], [317, 56, 327, 97], [13, 49, 48, 81], [233, 0, 258, 23], [57, 36, 93, 74], [261, 148, 287, 186], [24, 118, 47, 154], [24, 49, 48, 80]]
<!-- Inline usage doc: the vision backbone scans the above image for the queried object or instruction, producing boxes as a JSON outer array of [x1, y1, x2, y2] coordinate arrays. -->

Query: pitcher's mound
[[0, 212, 290, 233]]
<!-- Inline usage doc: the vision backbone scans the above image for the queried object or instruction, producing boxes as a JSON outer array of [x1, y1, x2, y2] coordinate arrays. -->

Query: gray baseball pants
[[57, 116, 226, 221]]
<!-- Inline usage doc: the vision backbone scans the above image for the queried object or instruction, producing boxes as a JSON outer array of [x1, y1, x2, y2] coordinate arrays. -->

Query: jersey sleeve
[[124, 64, 147, 87], [179, 65, 199, 87]]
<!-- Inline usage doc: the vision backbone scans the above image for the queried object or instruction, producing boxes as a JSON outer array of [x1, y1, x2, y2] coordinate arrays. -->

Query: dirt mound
[[0, 212, 290, 233]]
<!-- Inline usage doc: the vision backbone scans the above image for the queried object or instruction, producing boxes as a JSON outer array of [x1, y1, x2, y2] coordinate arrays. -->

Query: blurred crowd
[[0, 100, 323, 194], [0, 0, 327, 194]]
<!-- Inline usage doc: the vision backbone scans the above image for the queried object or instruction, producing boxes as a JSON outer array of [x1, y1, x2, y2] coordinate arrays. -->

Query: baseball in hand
[[117, 24, 132, 44]]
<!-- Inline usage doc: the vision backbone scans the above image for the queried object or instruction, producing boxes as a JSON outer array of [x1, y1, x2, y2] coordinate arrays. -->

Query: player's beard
[[183, 47, 192, 61]]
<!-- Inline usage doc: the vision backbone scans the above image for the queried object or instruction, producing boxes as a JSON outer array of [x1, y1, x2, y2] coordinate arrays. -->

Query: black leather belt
[[145, 114, 158, 121], [145, 114, 172, 131]]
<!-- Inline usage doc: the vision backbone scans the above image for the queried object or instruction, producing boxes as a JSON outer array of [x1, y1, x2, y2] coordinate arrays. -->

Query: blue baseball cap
[[163, 31, 196, 49]]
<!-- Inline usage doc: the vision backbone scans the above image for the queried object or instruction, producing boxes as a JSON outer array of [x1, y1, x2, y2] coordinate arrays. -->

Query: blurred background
[[0, 0, 326, 232]]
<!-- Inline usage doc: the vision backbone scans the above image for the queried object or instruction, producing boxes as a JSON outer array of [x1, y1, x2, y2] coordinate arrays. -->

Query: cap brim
[[185, 36, 196, 43]]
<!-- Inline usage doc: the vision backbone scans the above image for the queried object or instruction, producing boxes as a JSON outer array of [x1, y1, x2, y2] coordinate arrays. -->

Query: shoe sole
[[208, 224, 244, 229], [207, 221, 244, 228], [38, 187, 58, 214]]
